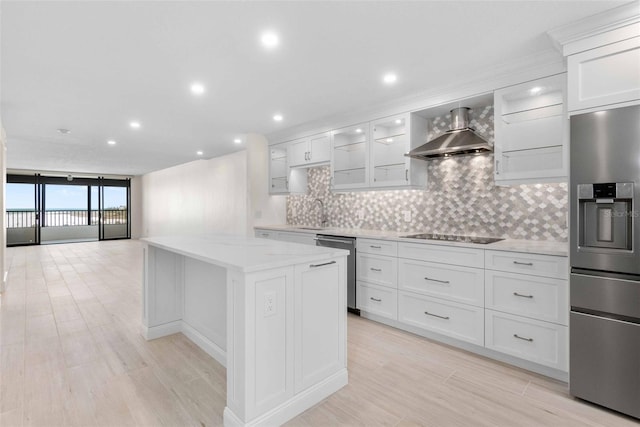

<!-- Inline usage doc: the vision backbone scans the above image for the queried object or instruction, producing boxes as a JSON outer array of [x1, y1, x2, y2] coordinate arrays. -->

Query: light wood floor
[[0, 240, 637, 427]]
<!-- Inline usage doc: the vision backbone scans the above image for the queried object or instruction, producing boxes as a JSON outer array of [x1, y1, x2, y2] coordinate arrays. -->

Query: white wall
[[130, 175, 143, 238], [0, 126, 6, 292], [140, 135, 286, 238]]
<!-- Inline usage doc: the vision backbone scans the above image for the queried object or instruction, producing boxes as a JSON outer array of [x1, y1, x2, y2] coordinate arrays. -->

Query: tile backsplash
[[286, 159, 568, 242]]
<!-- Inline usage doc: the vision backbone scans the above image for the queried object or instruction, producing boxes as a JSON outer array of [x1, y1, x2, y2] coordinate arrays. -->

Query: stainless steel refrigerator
[[569, 104, 640, 419]]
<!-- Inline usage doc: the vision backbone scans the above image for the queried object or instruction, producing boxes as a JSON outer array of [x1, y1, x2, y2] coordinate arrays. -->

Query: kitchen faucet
[[314, 198, 329, 227]]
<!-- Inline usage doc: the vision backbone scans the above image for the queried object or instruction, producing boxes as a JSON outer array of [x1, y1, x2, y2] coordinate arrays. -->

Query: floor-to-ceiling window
[[5, 174, 131, 246]]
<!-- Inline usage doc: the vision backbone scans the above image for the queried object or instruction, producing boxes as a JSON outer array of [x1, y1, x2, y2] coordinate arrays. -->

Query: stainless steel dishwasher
[[315, 234, 358, 315]]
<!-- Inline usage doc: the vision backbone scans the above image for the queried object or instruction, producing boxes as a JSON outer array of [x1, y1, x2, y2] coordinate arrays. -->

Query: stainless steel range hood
[[405, 107, 492, 160]]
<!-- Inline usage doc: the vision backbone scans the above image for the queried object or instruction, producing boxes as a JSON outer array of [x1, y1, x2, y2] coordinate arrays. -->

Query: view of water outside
[[6, 184, 127, 228]]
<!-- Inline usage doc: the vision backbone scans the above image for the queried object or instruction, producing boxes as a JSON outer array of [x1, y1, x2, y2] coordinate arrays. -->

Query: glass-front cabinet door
[[371, 113, 410, 187], [269, 142, 289, 194], [331, 124, 369, 190]]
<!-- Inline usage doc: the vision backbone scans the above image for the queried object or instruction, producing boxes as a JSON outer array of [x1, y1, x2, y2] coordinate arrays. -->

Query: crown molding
[[547, 0, 640, 54], [266, 49, 565, 144]]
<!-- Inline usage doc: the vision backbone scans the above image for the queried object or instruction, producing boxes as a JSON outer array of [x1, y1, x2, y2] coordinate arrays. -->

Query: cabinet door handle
[[405, 169, 408, 181], [513, 261, 534, 266], [513, 292, 534, 299], [308, 151, 312, 160], [513, 334, 534, 342], [370, 245, 382, 249], [310, 260, 336, 268], [370, 267, 382, 272], [424, 277, 450, 284], [304, 152, 308, 161], [370, 297, 382, 302], [495, 160, 500, 175], [261, 233, 269, 237], [424, 311, 450, 320]]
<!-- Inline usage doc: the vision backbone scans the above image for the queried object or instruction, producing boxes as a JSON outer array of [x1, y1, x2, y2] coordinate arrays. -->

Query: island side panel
[[183, 257, 227, 366], [142, 245, 184, 338], [225, 266, 296, 424]]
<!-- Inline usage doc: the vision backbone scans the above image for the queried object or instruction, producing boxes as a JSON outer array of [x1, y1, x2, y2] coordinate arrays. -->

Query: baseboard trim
[[223, 369, 348, 427], [142, 321, 182, 340], [181, 321, 227, 367]]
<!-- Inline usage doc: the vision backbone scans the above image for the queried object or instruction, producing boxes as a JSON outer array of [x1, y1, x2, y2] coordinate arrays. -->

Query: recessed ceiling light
[[530, 86, 542, 95], [261, 31, 279, 48], [196, 150, 203, 156], [234, 138, 242, 144], [190, 82, 205, 95], [383, 73, 397, 84], [273, 114, 283, 122], [386, 138, 393, 143], [130, 121, 141, 129], [57, 128, 71, 135], [395, 119, 402, 124], [355, 128, 363, 133], [107, 140, 117, 145]]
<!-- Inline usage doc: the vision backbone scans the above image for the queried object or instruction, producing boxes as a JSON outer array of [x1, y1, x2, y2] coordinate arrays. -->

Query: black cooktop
[[400, 233, 504, 245]]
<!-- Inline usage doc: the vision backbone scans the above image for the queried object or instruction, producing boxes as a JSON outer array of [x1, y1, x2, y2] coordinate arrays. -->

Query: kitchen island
[[141, 235, 348, 427]]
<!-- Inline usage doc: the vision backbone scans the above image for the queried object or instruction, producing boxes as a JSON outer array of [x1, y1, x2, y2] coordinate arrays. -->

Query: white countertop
[[256, 225, 568, 257], [142, 234, 349, 273]]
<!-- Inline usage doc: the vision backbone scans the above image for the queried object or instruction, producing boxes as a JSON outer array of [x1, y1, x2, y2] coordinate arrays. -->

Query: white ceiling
[[0, 1, 627, 176]]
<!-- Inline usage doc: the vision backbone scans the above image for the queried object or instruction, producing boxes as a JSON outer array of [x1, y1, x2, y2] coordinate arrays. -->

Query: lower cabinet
[[485, 310, 568, 371], [398, 291, 484, 346], [356, 281, 397, 320]]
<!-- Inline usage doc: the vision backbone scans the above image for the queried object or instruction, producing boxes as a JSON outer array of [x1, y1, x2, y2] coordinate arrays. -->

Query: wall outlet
[[357, 209, 365, 220], [403, 210, 411, 222], [264, 292, 276, 317]]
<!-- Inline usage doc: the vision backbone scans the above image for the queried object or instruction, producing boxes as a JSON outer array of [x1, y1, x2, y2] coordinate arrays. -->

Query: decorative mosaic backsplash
[[286, 106, 568, 242]]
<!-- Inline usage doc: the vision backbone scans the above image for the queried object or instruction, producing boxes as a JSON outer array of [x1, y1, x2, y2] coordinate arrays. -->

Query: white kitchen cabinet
[[485, 310, 568, 371], [485, 270, 568, 325], [357, 252, 398, 288], [398, 291, 485, 346], [493, 74, 568, 185], [331, 123, 369, 190], [568, 37, 640, 112], [398, 258, 484, 307], [288, 133, 331, 167], [254, 229, 316, 246], [357, 238, 398, 257], [269, 143, 289, 194], [294, 257, 346, 393], [398, 241, 484, 268], [370, 113, 428, 188], [485, 250, 568, 279], [356, 281, 398, 321]]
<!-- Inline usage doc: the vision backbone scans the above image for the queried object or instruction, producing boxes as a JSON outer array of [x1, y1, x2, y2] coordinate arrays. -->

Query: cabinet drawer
[[485, 270, 568, 325], [485, 250, 568, 279], [398, 259, 483, 307], [357, 238, 398, 256], [357, 253, 397, 288], [398, 291, 484, 346], [485, 310, 567, 371], [398, 242, 484, 268], [357, 281, 397, 320], [255, 229, 276, 239]]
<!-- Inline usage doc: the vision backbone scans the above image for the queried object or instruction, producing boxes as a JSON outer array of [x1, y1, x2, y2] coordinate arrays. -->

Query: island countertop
[[142, 234, 349, 273]]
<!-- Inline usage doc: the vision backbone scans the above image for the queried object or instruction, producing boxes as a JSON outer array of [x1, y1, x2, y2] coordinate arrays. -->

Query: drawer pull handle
[[424, 277, 450, 284], [370, 245, 382, 249], [370, 297, 382, 302], [513, 334, 534, 342], [370, 268, 382, 272], [310, 261, 337, 268], [513, 292, 533, 299], [513, 261, 534, 266], [424, 311, 450, 320]]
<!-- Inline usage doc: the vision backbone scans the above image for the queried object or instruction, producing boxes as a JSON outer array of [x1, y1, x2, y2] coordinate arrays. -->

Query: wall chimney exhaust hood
[[405, 107, 492, 160]]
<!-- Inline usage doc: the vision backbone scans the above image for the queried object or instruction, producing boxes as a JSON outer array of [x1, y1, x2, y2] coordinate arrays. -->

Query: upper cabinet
[[370, 113, 428, 189], [288, 133, 331, 167], [494, 74, 568, 185], [567, 37, 640, 113], [331, 123, 369, 190], [269, 142, 289, 194]]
